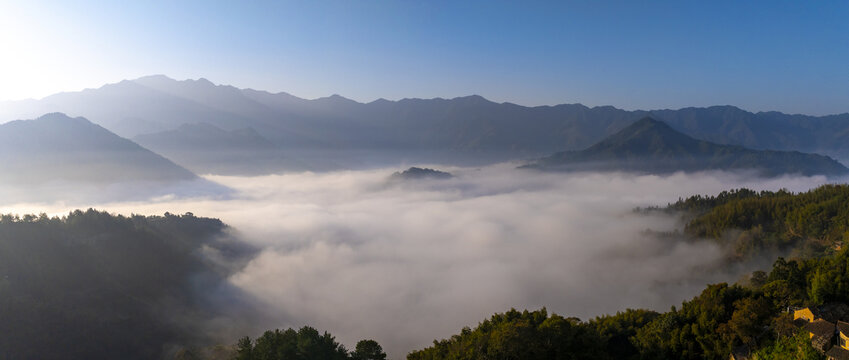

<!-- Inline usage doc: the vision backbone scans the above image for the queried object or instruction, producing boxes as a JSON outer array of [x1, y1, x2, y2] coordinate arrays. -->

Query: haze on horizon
[[1, 1, 848, 115], [3, 1, 849, 358]]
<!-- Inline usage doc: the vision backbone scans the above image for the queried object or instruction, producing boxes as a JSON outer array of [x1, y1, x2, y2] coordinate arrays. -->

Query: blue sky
[[1, 1, 847, 114]]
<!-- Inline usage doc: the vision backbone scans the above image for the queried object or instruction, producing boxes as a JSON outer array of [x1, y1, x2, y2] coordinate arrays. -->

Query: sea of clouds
[[0, 164, 832, 357]]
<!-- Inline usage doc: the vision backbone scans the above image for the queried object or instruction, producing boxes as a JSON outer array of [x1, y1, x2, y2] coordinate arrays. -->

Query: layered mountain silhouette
[[3, 76, 849, 173], [525, 117, 849, 177], [0, 113, 198, 184], [133, 122, 305, 175]]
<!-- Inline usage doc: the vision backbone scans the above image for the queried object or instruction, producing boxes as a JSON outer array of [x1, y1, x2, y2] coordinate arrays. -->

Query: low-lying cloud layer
[[0, 165, 832, 357]]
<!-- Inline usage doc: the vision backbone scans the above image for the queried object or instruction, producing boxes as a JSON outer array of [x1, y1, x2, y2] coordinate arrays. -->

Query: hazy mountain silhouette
[[3, 76, 849, 172], [526, 117, 849, 177], [133, 122, 306, 175], [390, 167, 453, 181], [0, 113, 198, 184]]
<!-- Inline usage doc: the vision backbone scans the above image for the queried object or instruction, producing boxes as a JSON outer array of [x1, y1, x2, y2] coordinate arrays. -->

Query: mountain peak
[[193, 77, 215, 86], [586, 117, 689, 154], [390, 167, 453, 181], [368, 98, 391, 104], [453, 94, 491, 103], [632, 116, 664, 126], [0, 114, 198, 184], [528, 116, 849, 177], [313, 94, 360, 105], [35, 112, 79, 120], [33, 112, 96, 127], [133, 75, 220, 92], [624, 116, 676, 132], [135, 74, 175, 82]]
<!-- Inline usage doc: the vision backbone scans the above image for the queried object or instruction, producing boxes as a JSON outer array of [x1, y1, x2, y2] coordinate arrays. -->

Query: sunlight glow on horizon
[[0, 4, 123, 101], [0, 1, 847, 115]]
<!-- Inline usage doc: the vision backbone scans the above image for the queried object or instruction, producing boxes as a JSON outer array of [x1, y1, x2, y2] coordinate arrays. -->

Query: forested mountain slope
[[0, 210, 251, 360], [654, 183, 849, 260], [408, 185, 849, 359]]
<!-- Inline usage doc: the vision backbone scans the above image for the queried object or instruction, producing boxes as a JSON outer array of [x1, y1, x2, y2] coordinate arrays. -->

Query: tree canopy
[[0, 209, 239, 359], [233, 327, 384, 360]]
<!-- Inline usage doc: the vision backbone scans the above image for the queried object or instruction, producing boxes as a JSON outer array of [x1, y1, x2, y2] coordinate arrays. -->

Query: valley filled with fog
[[0, 165, 833, 356], [2, 1, 848, 358]]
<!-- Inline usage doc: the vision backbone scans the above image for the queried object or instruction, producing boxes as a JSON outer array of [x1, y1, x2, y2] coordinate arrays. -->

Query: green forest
[[405, 244, 849, 360], [405, 184, 849, 359], [642, 184, 849, 260], [226, 327, 386, 360], [0, 209, 248, 360], [5, 184, 849, 359]]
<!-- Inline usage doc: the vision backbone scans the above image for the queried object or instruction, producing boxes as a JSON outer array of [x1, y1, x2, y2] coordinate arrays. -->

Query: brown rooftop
[[804, 319, 836, 338], [826, 346, 849, 360]]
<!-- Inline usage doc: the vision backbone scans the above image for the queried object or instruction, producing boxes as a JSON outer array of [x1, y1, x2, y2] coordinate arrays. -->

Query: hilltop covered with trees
[[646, 184, 849, 260], [0, 209, 250, 360], [406, 248, 849, 359], [228, 327, 386, 360], [406, 185, 849, 360]]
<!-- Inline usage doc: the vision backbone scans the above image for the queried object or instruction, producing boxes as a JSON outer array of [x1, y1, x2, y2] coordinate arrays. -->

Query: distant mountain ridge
[[3, 76, 849, 171], [390, 167, 453, 181], [133, 122, 305, 175], [137, 122, 277, 150], [526, 117, 849, 177], [0, 113, 198, 184]]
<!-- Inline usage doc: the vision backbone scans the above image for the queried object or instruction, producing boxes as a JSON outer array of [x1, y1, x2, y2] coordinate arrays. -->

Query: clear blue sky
[[1, 0, 847, 115]]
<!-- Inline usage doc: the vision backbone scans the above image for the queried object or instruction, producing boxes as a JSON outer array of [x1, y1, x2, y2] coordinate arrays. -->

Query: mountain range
[[3, 76, 849, 164], [133, 122, 305, 175], [0, 113, 197, 184], [525, 117, 849, 177], [2, 76, 849, 173]]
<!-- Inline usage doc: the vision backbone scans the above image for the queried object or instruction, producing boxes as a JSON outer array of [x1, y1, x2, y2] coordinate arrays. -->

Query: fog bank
[[0, 165, 831, 357]]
